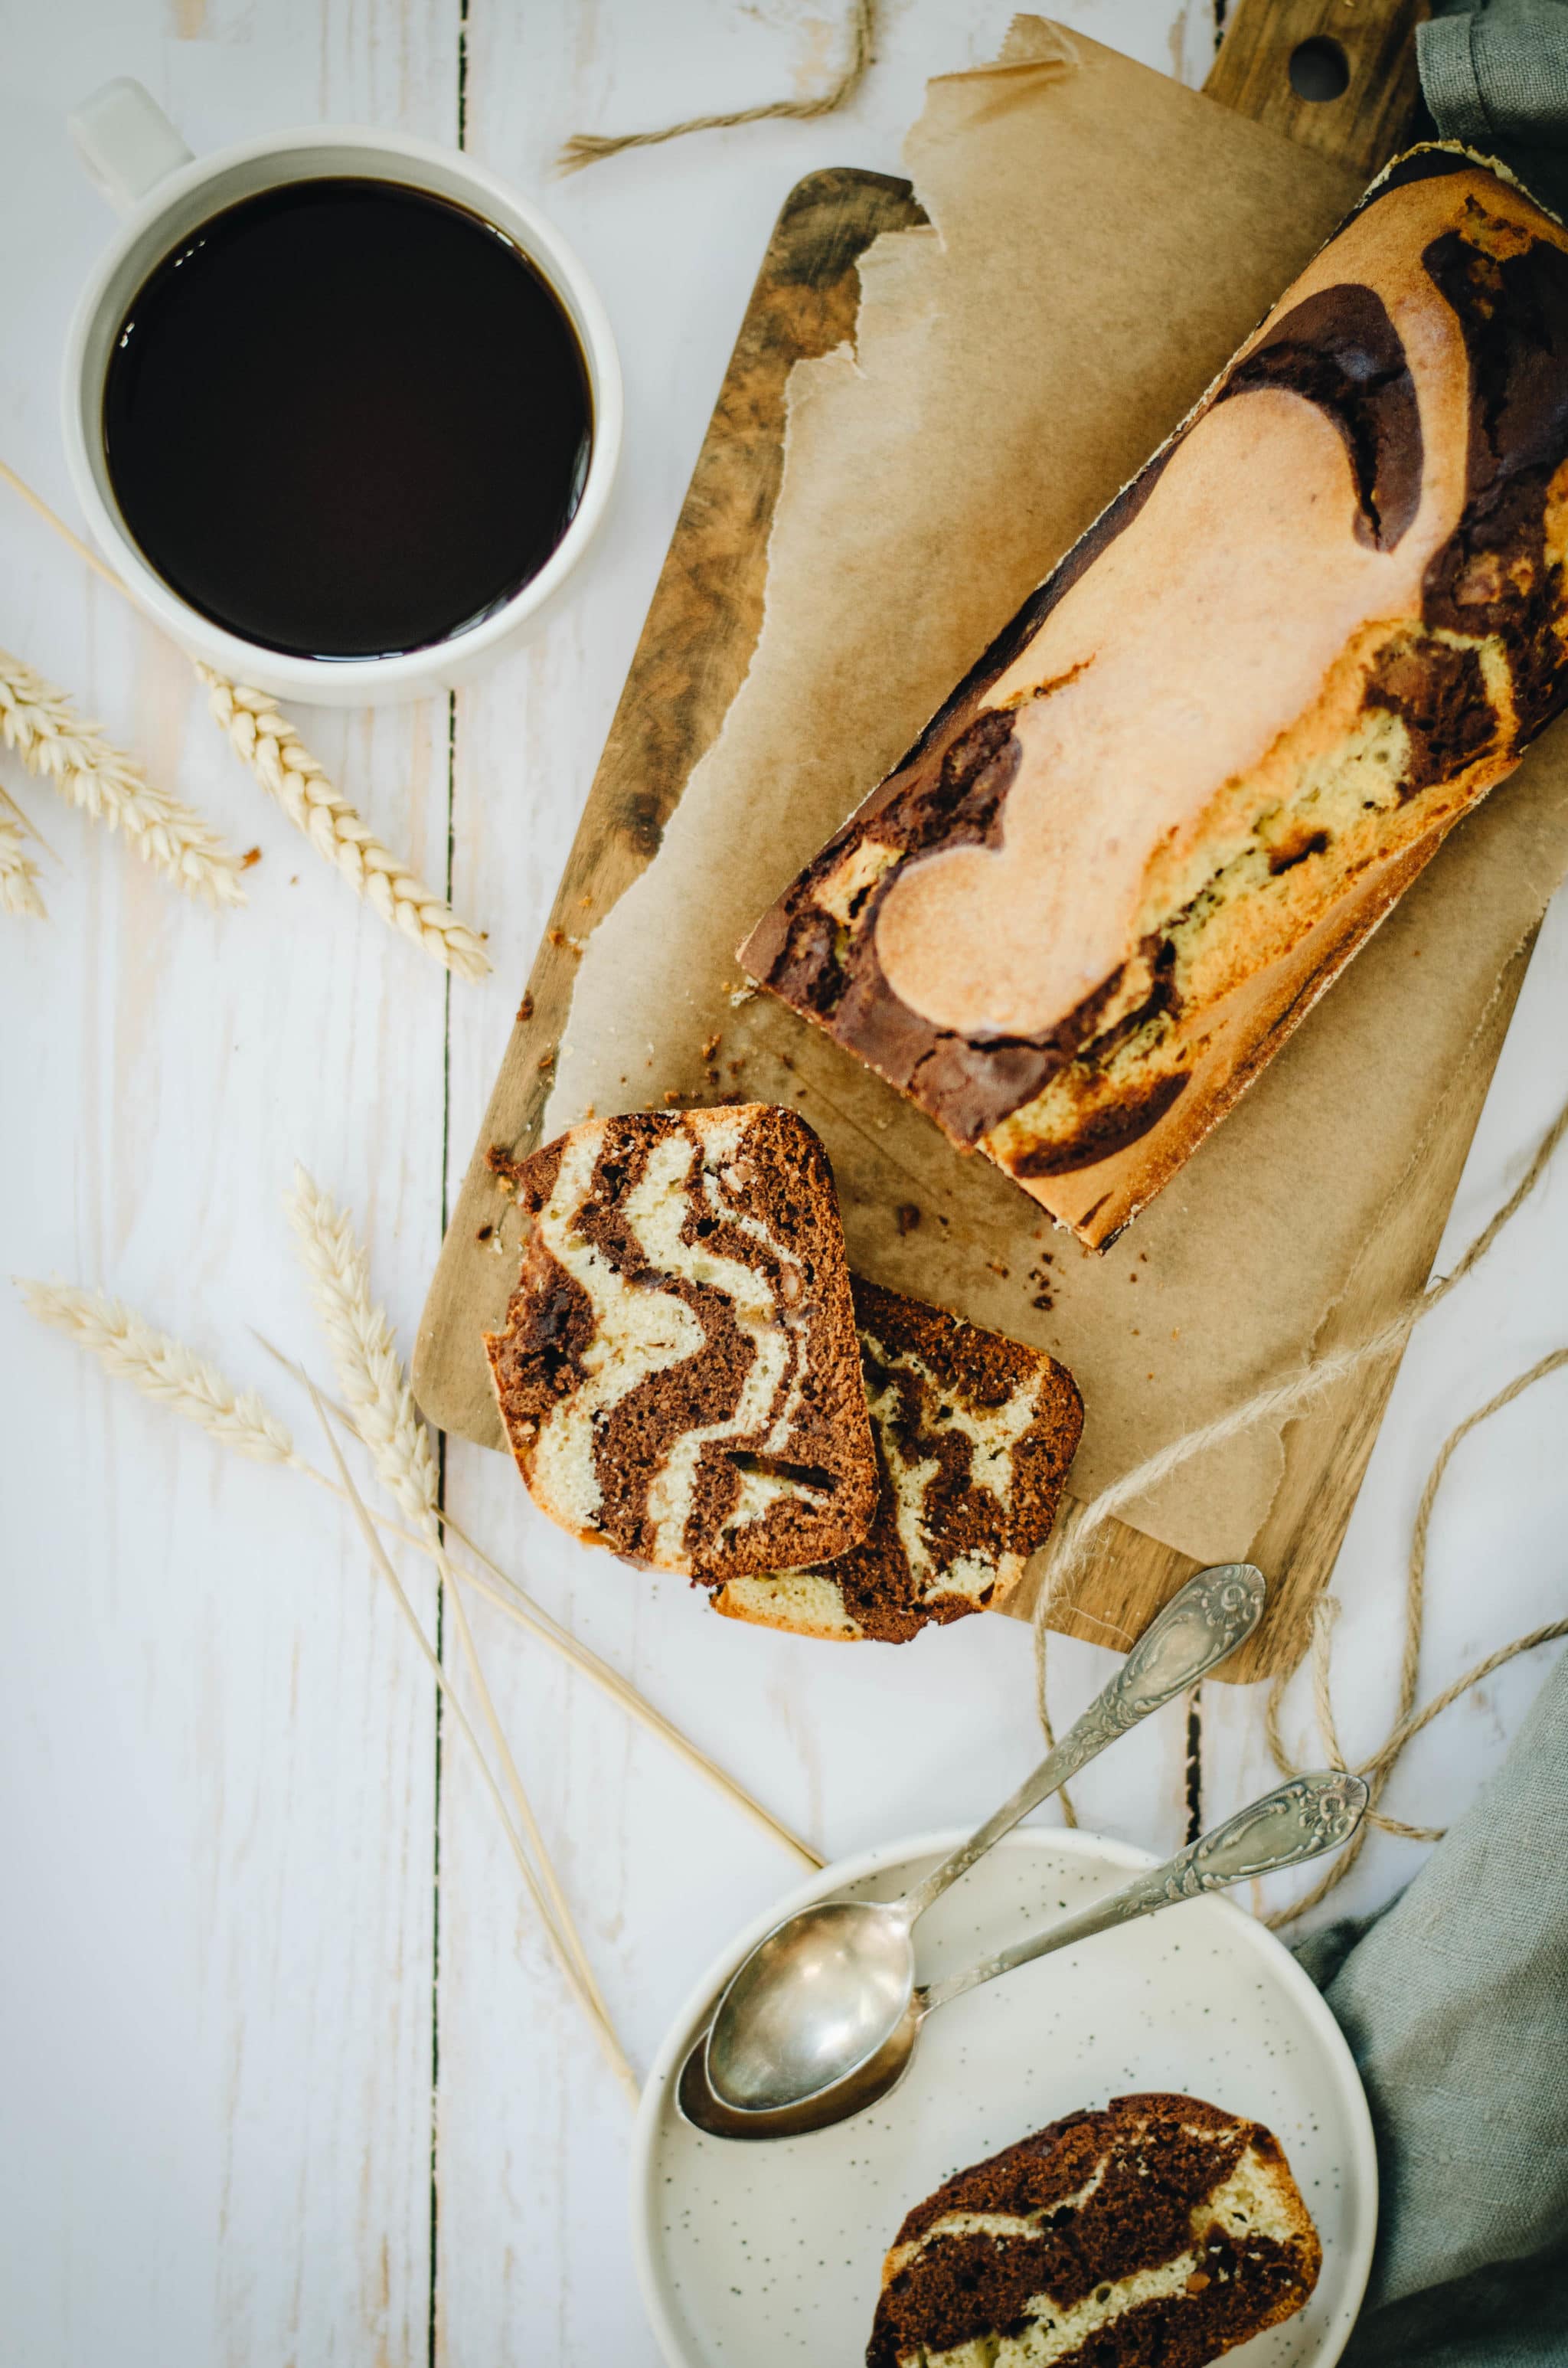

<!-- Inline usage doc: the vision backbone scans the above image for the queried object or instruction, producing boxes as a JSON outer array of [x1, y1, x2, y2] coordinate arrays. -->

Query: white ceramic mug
[[61, 78, 622, 705]]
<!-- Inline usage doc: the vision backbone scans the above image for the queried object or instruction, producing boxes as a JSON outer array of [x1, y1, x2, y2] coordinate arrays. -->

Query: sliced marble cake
[[867, 2093, 1321, 2368], [483, 1105, 877, 1583], [713, 1278, 1082, 1641]]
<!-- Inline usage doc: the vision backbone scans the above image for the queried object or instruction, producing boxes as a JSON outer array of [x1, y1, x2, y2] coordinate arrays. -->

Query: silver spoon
[[704, 1562, 1266, 2118], [678, 1769, 1368, 2140]]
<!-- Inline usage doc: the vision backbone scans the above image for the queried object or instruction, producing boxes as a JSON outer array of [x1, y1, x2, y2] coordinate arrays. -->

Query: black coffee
[[103, 178, 592, 660]]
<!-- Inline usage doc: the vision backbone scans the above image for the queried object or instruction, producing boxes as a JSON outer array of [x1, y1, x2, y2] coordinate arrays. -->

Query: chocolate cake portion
[[867, 2094, 1321, 2368], [482, 1106, 877, 1582], [713, 1279, 1082, 1641], [741, 149, 1568, 1248]]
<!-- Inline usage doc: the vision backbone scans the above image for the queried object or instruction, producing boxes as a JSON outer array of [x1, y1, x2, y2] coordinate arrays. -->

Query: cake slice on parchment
[[714, 1277, 1083, 1642], [482, 1104, 878, 1583], [867, 2093, 1321, 2368]]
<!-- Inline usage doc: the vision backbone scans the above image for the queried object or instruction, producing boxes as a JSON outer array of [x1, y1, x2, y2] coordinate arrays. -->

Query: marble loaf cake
[[714, 1278, 1083, 1641], [867, 2094, 1321, 2368], [482, 1106, 878, 1582], [741, 149, 1568, 1247]]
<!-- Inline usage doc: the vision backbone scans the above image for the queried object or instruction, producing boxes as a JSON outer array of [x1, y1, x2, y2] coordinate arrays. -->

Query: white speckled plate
[[631, 1827, 1377, 2368]]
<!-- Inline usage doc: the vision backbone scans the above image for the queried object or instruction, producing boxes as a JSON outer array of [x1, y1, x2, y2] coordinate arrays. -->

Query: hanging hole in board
[[1289, 36, 1351, 102]]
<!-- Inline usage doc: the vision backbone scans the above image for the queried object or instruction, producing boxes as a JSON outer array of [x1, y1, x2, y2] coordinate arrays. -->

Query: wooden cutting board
[[415, 0, 1527, 1684]]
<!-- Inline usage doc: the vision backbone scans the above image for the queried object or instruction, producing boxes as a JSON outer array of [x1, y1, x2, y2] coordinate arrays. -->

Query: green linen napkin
[[1419, 0, 1568, 214], [1293, 1645, 1568, 2364]]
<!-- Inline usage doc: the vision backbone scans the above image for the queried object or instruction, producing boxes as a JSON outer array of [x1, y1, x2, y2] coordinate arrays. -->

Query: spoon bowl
[[679, 2003, 919, 2140], [703, 1897, 914, 2114]]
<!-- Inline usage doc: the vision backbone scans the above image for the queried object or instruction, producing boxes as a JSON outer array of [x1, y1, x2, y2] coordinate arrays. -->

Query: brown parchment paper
[[541, 25, 1568, 1568]]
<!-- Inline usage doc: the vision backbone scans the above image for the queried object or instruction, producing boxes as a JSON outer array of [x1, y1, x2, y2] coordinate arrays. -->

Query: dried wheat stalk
[[19, 1268, 632, 2092], [18, 1272, 815, 1864], [0, 807, 45, 917], [305, 1377, 639, 2100], [0, 647, 246, 906], [284, 1165, 612, 2020], [198, 670, 488, 978]]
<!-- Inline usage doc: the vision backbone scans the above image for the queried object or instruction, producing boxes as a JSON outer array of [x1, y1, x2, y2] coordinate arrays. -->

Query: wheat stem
[[0, 646, 245, 907], [307, 1378, 639, 2101], [284, 1168, 608, 2009]]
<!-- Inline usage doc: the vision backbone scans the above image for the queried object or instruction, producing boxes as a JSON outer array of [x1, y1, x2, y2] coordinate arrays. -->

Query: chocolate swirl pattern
[[715, 1278, 1083, 1642], [482, 1106, 877, 1582], [867, 2095, 1321, 2368], [741, 149, 1568, 1247]]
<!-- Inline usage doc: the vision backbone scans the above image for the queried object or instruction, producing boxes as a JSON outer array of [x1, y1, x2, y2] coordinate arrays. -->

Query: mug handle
[[68, 78, 192, 215]]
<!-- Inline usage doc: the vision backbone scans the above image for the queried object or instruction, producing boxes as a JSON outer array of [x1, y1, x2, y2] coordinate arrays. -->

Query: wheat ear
[[18, 1281, 295, 1459], [283, 1166, 612, 2023], [0, 461, 485, 975], [0, 806, 45, 917], [198, 670, 488, 978], [0, 647, 245, 907]]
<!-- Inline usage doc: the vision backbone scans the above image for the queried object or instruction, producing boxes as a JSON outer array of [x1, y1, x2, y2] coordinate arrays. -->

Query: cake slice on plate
[[867, 2092, 1321, 2368], [483, 1104, 877, 1583], [714, 1277, 1082, 1641]]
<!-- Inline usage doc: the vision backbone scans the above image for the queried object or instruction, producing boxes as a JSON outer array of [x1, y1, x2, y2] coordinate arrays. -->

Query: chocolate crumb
[[896, 1203, 922, 1235], [476, 1223, 494, 1242]]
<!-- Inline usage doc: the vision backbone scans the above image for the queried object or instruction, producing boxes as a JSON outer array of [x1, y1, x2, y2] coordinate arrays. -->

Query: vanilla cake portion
[[482, 1107, 877, 1583], [714, 1279, 1082, 1642], [742, 149, 1568, 1247], [867, 2095, 1321, 2368]]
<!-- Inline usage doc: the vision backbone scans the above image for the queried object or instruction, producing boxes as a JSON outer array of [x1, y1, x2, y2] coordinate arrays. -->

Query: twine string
[[558, 0, 875, 172], [1034, 1088, 1568, 1892]]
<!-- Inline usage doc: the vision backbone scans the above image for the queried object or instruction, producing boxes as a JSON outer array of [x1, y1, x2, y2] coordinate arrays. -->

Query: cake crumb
[[727, 983, 756, 1008], [516, 992, 534, 1024], [895, 1203, 921, 1235], [240, 845, 263, 870], [537, 1049, 556, 1073], [701, 1032, 721, 1061]]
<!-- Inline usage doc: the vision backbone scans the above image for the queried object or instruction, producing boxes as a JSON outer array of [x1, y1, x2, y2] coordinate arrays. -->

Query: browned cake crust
[[712, 1278, 1083, 1641], [741, 148, 1568, 1248], [868, 2094, 1321, 2368], [482, 1105, 878, 1582]]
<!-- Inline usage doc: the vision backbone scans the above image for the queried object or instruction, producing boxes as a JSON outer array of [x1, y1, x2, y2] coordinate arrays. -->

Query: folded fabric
[[1419, 0, 1568, 216], [1293, 1644, 1568, 2365]]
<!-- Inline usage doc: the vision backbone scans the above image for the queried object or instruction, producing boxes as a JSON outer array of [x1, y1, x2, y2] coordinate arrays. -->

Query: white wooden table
[[3, 4, 1565, 2360]]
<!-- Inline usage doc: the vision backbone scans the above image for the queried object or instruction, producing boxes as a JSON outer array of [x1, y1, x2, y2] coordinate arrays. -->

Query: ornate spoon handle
[[921, 1772, 1368, 2013], [901, 1563, 1266, 1924]]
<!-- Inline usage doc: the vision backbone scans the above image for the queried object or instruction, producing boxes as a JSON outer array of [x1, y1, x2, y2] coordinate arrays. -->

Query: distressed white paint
[[2, 4, 1563, 2365]]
